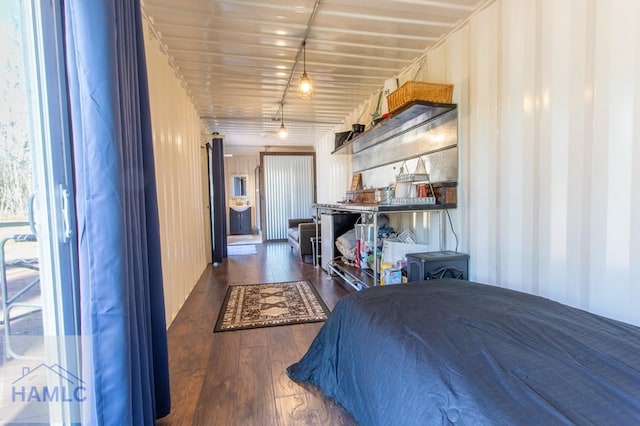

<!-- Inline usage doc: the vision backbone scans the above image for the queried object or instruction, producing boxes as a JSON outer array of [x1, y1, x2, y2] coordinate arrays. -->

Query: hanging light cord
[[277, 102, 288, 139], [274, 0, 321, 121], [302, 41, 307, 73]]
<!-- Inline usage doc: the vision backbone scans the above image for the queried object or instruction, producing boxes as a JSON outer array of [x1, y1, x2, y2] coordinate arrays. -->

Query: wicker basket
[[386, 81, 453, 114]]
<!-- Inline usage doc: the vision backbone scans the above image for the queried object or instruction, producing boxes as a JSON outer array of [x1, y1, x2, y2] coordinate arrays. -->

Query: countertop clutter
[[340, 181, 457, 210], [315, 202, 452, 290]]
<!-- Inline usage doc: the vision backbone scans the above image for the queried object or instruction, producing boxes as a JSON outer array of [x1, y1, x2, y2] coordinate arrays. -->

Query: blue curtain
[[63, 0, 170, 423]]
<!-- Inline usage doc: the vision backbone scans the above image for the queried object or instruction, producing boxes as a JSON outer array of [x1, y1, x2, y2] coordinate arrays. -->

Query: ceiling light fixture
[[298, 41, 314, 99], [272, 0, 320, 126], [278, 103, 288, 139]]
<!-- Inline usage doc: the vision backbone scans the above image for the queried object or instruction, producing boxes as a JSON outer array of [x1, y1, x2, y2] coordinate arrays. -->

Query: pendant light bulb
[[298, 41, 314, 99], [298, 72, 313, 99], [278, 122, 288, 139], [278, 104, 288, 139]]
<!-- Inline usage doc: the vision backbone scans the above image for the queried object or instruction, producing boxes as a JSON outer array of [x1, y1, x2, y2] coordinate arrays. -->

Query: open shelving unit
[[321, 98, 459, 291], [315, 203, 451, 290]]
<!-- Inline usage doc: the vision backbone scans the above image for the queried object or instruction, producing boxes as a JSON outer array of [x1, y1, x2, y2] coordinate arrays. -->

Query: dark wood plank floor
[[156, 242, 358, 426]]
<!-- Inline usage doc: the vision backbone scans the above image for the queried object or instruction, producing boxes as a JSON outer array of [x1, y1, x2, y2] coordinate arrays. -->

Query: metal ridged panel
[[144, 24, 207, 323], [458, 1, 640, 325], [315, 132, 351, 203], [263, 155, 315, 240], [141, 0, 485, 146]]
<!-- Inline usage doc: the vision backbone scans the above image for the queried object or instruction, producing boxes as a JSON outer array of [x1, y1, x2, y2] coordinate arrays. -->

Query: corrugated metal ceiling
[[141, 0, 485, 150]]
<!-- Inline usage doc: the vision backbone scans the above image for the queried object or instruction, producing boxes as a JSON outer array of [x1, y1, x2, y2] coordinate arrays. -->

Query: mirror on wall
[[231, 174, 248, 197]]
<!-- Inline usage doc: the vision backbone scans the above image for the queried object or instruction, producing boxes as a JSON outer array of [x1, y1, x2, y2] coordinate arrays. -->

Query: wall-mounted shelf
[[332, 100, 457, 156]]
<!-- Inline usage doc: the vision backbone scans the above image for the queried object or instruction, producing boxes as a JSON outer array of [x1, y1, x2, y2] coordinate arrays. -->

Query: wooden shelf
[[332, 100, 457, 155]]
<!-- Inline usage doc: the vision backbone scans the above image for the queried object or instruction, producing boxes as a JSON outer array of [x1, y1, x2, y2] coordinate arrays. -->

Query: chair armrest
[[288, 218, 313, 229], [298, 223, 317, 255]]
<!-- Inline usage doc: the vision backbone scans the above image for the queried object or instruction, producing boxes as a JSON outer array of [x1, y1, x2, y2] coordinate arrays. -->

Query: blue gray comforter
[[287, 279, 640, 425]]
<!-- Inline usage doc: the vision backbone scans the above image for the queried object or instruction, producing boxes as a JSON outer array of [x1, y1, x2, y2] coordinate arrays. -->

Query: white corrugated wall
[[315, 133, 352, 204], [437, 0, 640, 325], [315, 0, 640, 326], [143, 21, 208, 325]]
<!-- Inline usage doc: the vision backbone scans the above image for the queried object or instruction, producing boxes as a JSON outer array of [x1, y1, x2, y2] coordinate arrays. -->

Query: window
[[1, 1, 82, 423]]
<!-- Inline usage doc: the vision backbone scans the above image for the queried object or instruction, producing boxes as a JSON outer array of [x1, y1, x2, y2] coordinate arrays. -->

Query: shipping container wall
[[143, 22, 208, 325], [315, 0, 640, 326], [315, 132, 351, 204], [447, 0, 639, 325]]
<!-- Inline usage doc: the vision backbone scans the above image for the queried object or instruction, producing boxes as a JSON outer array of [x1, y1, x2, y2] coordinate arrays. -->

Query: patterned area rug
[[214, 280, 330, 332]]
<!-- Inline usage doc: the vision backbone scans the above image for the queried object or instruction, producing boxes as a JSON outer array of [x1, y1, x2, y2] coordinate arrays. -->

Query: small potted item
[[352, 123, 365, 133]]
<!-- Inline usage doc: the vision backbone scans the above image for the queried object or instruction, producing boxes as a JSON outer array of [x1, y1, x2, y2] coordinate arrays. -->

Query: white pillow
[[335, 229, 357, 261]]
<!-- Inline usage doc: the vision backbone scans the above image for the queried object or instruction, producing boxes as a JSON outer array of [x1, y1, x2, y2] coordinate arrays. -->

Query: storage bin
[[406, 251, 469, 282], [386, 81, 454, 114]]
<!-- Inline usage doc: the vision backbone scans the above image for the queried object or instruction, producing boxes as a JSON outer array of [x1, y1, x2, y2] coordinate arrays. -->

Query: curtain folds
[[63, 0, 170, 423]]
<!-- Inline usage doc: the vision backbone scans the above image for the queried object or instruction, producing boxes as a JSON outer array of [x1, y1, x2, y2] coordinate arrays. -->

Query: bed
[[287, 279, 640, 425]]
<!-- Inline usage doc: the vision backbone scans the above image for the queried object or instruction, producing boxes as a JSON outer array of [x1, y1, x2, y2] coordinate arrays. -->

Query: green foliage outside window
[[0, 4, 32, 219]]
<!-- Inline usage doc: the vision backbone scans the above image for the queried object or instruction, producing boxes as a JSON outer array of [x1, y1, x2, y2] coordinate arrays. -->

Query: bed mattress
[[287, 279, 640, 425]]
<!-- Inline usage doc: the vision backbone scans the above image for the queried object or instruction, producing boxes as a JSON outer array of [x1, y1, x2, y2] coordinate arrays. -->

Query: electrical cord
[[444, 208, 459, 252], [424, 167, 458, 252]]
